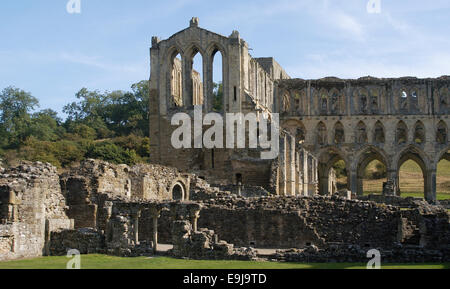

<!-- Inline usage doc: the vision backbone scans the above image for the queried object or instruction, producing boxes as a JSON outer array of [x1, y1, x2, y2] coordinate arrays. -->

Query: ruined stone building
[[149, 17, 318, 197], [149, 18, 449, 202], [0, 18, 448, 263]]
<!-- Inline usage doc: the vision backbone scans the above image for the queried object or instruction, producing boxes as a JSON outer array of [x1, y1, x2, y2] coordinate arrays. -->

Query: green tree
[[0, 86, 39, 147], [213, 82, 223, 112]]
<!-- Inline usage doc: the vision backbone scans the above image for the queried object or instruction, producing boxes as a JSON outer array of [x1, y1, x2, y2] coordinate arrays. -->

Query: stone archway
[[356, 146, 389, 196], [396, 146, 430, 200], [318, 148, 349, 195], [171, 182, 185, 201]]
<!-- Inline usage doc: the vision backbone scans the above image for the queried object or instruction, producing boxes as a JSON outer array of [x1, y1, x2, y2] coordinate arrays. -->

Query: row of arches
[[309, 120, 448, 146], [319, 145, 450, 200], [167, 44, 225, 110], [281, 84, 450, 116]]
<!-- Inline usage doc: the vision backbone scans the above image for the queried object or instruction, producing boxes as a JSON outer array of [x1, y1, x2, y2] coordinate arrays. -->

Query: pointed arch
[[355, 121, 368, 144], [329, 88, 340, 115], [296, 121, 307, 143], [369, 88, 380, 113], [356, 145, 389, 195], [438, 86, 449, 113], [413, 121, 426, 144], [184, 44, 205, 107], [167, 47, 184, 108], [396, 146, 429, 198], [317, 121, 327, 145], [318, 88, 328, 115], [396, 121, 408, 145], [333, 121, 345, 144], [436, 120, 448, 145], [373, 121, 385, 144], [356, 88, 369, 114]]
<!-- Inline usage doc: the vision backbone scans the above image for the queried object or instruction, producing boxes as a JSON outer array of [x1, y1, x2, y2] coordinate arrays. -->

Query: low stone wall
[[275, 244, 450, 263], [439, 200, 450, 209], [357, 194, 429, 208], [196, 196, 400, 249], [49, 228, 105, 256]]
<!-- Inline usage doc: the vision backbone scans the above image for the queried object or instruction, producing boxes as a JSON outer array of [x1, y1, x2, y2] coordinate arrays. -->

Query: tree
[[27, 109, 64, 142], [213, 82, 223, 112], [0, 86, 39, 147]]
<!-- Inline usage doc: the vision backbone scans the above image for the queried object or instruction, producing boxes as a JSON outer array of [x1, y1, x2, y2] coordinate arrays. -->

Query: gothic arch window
[[399, 90, 408, 112], [211, 47, 224, 112], [439, 87, 449, 113], [410, 89, 419, 112], [369, 89, 379, 114], [294, 89, 305, 114], [413, 121, 425, 144], [356, 121, 368, 144], [317, 122, 327, 145], [170, 50, 183, 107], [334, 122, 345, 144], [373, 121, 385, 144], [359, 89, 369, 114], [189, 47, 204, 106], [437, 121, 448, 144], [282, 91, 291, 113], [296, 122, 307, 143], [396, 121, 408, 145], [319, 91, 328, 115], [329, 89, 340, 115]]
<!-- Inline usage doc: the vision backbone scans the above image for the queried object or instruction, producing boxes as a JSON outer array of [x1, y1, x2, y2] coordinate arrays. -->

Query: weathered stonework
[[0, 162, 73, 261]]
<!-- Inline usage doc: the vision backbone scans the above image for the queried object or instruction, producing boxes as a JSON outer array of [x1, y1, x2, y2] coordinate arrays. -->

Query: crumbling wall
[[60, 159, 192, 230], [0, 162, 73, 261]]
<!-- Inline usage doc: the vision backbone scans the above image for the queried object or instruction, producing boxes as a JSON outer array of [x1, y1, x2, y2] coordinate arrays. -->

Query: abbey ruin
[[1, 18, 449, 263]]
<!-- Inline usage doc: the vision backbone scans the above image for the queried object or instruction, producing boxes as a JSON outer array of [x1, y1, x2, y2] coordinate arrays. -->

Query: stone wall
[[60, 159, 192, 230], [0, 162, 73, 261]]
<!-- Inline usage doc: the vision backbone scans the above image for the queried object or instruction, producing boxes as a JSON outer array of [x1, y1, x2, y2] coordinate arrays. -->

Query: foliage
[[0, 82, 151, 168], [212, 82, 223, 112]]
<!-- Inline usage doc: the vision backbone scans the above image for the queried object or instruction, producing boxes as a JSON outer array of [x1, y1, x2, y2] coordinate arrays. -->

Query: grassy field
[[361, 159, 450, 200], [0, 255, 448, 269]]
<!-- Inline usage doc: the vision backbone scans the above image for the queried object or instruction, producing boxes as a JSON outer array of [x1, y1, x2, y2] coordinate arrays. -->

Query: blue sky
[[1, 0, 449, 116]]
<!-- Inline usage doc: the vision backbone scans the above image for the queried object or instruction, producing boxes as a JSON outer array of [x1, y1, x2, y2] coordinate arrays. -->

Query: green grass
[[0, 255, 448, 269]]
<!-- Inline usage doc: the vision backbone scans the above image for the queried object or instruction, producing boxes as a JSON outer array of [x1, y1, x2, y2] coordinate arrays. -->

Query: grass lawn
[[0, 255, 448, 269]]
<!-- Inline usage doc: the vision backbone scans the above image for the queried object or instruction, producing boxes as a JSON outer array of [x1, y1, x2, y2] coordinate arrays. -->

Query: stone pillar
[[189, 209, 201, 232], [318, 163, 329, 195], [149, 207, 161, 254], [425, 169, 437, 203], [289, 135, 296, 195], [279, 134, 287, 196], [302, 150, 309, 196], [349, 169, 358, 195], [132, 209, 141, 245]]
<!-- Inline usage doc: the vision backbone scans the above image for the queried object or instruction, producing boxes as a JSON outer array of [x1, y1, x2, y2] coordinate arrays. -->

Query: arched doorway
[[436, 149, 450, 200], [356, 147, 388, 196], [318, 149, 348, 195], [172, 183, 185, 201], [397, 148, 427, 199]]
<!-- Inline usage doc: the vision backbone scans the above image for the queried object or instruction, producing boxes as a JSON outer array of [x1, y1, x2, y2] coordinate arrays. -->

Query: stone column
[[289, 135, 296, 195], [425, 169, 437, 204], [302, 150, 309, 196], [189, 209, 201, 232], [349, 169, 358, 195], [149, 207, 161, 254], [132, 209, 141, 245], [279, 134, 287, 196]]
